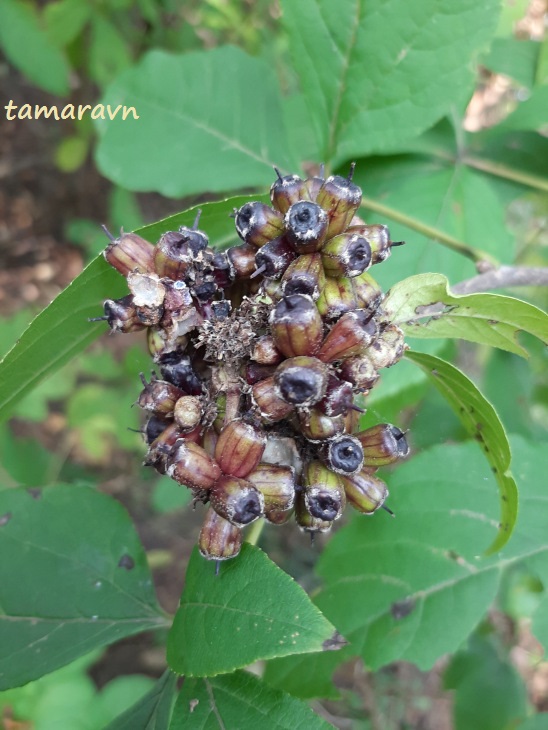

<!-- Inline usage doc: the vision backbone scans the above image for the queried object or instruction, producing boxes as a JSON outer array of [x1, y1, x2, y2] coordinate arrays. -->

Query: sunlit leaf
[[95, 47, 299, 196], [167, 544, 342, 677], [383, 273, 548, 357], [282, 0, 499, 163]]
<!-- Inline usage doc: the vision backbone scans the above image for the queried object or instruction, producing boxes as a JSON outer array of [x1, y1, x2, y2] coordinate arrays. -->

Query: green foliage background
[[0, 0, 547, 728]]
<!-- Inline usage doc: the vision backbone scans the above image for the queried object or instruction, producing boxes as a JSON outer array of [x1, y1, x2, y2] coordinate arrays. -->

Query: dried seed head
[[270, 171, 309, 214], [199, 507, 242, 561], [235, 202, 285, 247], [103, 231, 155, 276], [317, 375, 354, 417], [274, 356, 328, 406], [298, 408, 345, 442], [281, 253, 325, 300], [167, 440, 222, 490], [209, 475, 265, 527], [214, 420, 266, 478], [245, 362, 278, 385], [246, 463, 295, 524], [351, 271, 384, 315], [211, 251, 235, 289], [340, 469, 389, 514], [316, 166, 362, 238], [348, 223, 400, 264], [251, 376, 295, 423], [101, 295, 146, 333], [321, 232, 371, 278], [294, 491, 333, 534], [338, 355, 379, 391], [158, 352, 203, 395], [270, 294, 324, 358], [284, 201, 328, 253], [316, 276, 357, 321], [317, 310, 378, 363], [365, 324, 407, 369], [143, 414, 172, 445], [253, 236, 296, 279], [126, 272, 166, 326], [323, 435, 364, 475], [154, 228, 206, 279], [303, 461, 346, 521], [227, 243, 258, 279], [251, 335, 283, 365], [305, 171, 325, 201], [356, 423, 410, 466], [173, 395, 203, 432], [201, 428, 219, 457], [137, 375, 185, 415], [145, 422, 184, 474]]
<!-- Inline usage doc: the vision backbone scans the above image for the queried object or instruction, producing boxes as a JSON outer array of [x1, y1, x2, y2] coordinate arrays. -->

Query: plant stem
[[462, 156, 548, 193], [452, 265, 548, 295], [359, 196, 499, 267], [245, 518, 265, 546]]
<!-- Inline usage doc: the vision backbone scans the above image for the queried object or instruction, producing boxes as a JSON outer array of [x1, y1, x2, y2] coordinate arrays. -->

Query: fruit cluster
[[95, 165, 409, 564]]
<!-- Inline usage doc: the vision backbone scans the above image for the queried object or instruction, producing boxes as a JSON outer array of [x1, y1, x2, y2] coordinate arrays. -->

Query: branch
[[452, 266, 548, 295]]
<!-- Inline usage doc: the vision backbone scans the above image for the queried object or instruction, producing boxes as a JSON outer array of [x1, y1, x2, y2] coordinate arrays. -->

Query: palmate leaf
[[167, 544, 343, 678], [170, 670, 333, 730], [382, 273, 548, 357], [265, 435, 548, 695], [0, 484, 168, 690], [0, 195, 259, 423], [282, 0, 500, 164]]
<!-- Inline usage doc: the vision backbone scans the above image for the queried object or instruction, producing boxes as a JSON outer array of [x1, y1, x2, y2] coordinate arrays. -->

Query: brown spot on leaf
[[488, 320, 498, 325], [391, 597, 416, 620], [322, 631, 348, 651], [118, 554, 135, 570], [27, 488, 42, 500], [0, 512, 12, 527]]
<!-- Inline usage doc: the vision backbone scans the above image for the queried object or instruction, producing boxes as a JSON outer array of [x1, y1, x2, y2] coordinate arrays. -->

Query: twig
[[360, 196, 499, 267], [452, 266, 548, 295]]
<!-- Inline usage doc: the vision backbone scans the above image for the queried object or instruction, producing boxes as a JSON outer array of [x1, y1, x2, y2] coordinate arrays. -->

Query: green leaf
[[103, 671, 177, 730], [382, 273, 548, 357], [0, 484, 167, 689], [518, 715, 548, 730], [498, 86, 548, 134], [167, 543, 342, 677], [170, 670, 333, 730], [282, 0, 500, 163], [444, 634, 527, 730], [405, 350, 517, 554], [44, 0, 91, 47], [95, 47, 299, 197], [0, 195, 257, 423], [263, 650, 345, 700], [314, 436, 548, 672], [0, 0, 70, 95], [0, 423, 54, 487], [88, 15, 132, 87], [482, 38, 541, 89]]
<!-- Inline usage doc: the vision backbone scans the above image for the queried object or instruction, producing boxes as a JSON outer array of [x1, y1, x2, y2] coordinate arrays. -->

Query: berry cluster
[[95, 165, 410, 563]]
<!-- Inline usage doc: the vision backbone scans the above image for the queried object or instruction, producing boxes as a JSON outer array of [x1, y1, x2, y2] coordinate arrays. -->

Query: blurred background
[[0, 0, 547, 728]]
